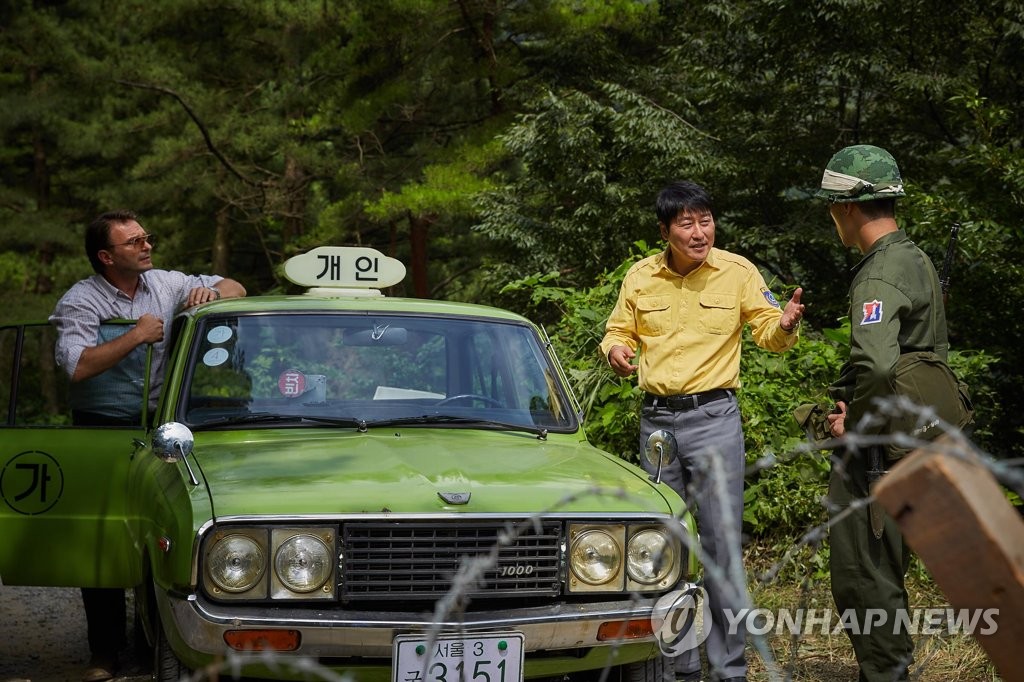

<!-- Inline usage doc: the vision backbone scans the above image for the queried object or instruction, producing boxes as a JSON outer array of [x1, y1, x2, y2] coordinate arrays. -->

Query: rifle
[[939, 222, 961, 303]]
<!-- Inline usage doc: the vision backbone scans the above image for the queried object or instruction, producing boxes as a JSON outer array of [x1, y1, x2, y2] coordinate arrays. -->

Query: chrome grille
[[341, 520, 563, 600]]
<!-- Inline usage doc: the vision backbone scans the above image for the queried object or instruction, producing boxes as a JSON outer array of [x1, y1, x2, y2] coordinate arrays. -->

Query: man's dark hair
[[857, 198, 896, 221], [656, 180, 714, 227], [85, 209, 138, 273]]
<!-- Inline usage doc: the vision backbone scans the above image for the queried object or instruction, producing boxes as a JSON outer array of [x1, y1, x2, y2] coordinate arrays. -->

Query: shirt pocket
[[698, 292, 738, 335], [636, 294, 673, 336]]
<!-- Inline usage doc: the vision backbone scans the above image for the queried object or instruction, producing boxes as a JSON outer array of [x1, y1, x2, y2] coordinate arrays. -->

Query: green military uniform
[[817, 145, 970, 682], [828, 229, 948, 682]]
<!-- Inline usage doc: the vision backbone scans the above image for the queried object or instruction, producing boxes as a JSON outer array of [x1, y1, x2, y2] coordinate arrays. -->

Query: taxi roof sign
[[284, 246, 406, 295]]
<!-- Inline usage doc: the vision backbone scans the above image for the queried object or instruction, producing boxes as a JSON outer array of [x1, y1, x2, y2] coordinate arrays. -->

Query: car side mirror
[[152, 422, 195, 463], [643, 429, 677, 485]]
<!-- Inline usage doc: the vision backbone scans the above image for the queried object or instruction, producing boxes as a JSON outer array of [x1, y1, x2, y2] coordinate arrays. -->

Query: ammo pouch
[[793, 402, 833, 446], [885, 351, 974, 460]]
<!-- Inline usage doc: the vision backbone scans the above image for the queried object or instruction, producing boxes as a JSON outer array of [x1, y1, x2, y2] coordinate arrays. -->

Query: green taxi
[[0, 247, 697, 681]]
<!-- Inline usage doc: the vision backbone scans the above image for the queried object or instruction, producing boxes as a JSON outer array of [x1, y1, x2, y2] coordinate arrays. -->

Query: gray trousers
[[639, 393, 747, 680]]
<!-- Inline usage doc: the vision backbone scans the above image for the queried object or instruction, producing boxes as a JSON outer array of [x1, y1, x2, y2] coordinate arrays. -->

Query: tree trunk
[[409, 214, 431, 299], [212, 207, 230, 274]]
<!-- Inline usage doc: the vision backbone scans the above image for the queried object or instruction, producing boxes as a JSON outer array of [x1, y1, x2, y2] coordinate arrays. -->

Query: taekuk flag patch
[[861, 300, 883, 325]]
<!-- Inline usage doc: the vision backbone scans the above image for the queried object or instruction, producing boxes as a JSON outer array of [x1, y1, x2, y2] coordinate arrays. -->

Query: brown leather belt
[[643, 389, 732, 411]]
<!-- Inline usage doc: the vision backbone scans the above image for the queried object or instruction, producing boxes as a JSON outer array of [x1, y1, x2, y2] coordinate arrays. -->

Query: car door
[[0, 322, 147, 587]]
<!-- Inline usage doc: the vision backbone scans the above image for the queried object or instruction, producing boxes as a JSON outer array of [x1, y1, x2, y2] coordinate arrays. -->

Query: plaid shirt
[[50, 269, 221, 414]]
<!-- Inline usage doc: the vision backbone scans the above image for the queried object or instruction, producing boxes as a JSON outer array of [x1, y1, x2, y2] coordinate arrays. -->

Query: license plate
[[392, 632, 525, 682]]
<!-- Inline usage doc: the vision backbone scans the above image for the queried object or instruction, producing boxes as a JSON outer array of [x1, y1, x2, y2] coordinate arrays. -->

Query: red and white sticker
[[278, 369, 306, 397]]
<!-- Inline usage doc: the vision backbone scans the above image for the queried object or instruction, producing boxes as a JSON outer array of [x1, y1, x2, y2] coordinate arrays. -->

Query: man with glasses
[[49, 208, 245, 681]]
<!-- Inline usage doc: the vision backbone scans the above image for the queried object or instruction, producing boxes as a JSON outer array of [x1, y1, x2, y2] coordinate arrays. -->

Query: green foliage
[[0, 252, 28, 293], [475, 83, 725, 294], [736, 326, 841, 535], [2, 0, 1023, 458]]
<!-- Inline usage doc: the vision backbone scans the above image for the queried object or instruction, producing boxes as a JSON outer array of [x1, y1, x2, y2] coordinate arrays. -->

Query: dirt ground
[[0, 586, 150, 682]]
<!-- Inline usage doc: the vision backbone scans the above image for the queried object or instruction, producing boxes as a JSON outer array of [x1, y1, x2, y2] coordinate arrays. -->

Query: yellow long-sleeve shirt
[[599, 248, 797, 395]]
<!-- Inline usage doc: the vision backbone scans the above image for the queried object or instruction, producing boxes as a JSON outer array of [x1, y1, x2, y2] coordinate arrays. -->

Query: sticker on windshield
[[203, 348, 229, 366], [279, 369, 306, 397], [206, 326, 233, 344]]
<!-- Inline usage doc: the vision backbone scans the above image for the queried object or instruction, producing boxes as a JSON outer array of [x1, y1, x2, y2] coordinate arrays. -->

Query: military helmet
[[817, 144, 906, 203]]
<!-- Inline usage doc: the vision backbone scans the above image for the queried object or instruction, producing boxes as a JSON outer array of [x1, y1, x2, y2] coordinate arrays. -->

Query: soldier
[[818, 145, 971, 681]]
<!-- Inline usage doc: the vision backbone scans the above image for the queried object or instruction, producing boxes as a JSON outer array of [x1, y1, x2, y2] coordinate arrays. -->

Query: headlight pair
[[203, 527, 335, 601], [568, 523, 679, 593]]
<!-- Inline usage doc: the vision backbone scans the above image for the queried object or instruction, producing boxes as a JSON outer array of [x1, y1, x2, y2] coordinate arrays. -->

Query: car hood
[[191, 428, 677, 519]]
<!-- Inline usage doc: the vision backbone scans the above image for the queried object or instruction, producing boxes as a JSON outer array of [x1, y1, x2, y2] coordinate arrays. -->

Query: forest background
[[2, 0, 1022, 544]]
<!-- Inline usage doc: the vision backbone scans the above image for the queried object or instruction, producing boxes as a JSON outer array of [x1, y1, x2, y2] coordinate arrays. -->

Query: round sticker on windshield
[[278, 369, 306, 398], [207, 326, 233, 344], [203, 348, 229, 367]]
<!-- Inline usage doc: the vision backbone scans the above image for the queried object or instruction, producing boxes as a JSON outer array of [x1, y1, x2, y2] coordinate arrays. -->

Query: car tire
[[621, 655, 673, 682], [153, 612, 191, 682]]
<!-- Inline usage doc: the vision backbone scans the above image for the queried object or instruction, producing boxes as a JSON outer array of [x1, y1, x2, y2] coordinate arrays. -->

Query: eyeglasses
[[108, 233, 156, 249]]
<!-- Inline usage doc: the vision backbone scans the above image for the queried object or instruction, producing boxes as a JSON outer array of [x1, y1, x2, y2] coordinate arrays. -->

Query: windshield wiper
[[191, 413, 368, 430], [361, 414, 548, 440], [190, 412, 549, 439]]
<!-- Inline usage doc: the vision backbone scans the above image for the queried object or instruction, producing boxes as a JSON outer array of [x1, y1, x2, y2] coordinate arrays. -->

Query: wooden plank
[[873, 434, 1024, 680]]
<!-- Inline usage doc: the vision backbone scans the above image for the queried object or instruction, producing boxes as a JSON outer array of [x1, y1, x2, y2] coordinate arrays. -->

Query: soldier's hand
[[607, 345, 638, 377], [827, 400, 847, 437], [133, 313, 165, 344], [781, 287, 805, 332]]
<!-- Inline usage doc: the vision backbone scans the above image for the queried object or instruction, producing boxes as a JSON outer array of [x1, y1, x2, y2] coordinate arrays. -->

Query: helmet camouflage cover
[[817, 144, 906, 203]]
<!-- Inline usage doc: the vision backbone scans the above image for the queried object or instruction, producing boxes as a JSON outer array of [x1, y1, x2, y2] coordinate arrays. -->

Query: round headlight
[[275, 534, 331, 593], [570, 530, 622, 585], [626, 529, 675, 584], [207, 534, 266, 593]]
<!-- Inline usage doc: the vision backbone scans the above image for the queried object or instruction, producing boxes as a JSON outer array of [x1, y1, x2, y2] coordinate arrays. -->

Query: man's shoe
[[82, 656, 117, 682], [677, 672, 702, 682], [717, 678, 746, 682]]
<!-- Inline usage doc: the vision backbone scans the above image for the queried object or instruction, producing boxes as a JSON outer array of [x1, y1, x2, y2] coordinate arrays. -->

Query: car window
[[0, 322, 146, 428], [0, 325, 71, 427], [181, 313, 575, 430]]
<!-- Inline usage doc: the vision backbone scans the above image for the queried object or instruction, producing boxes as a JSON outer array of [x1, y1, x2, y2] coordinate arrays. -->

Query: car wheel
[[620, 655, 673, 682], [153, 611, 191, 682]]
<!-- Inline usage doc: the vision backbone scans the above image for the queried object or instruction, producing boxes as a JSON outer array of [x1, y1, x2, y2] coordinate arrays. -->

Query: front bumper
[[159, 588, 685, 675]]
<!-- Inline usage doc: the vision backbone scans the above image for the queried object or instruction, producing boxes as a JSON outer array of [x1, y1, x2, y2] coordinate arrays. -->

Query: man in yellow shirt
[[600, 180, 804, 682]]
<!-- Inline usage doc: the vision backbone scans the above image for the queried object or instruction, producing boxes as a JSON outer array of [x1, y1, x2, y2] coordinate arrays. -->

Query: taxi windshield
[[179, 313, 575, 432]]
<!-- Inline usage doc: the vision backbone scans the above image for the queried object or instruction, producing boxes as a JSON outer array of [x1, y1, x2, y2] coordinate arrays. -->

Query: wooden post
[[873, 434, 1024, 680]]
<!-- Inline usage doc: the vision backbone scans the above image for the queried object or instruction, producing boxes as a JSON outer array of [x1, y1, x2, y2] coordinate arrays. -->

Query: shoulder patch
[[861, 299, 884, 325], [762, 289, 780, 308]]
